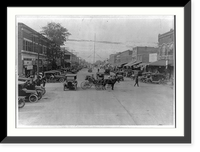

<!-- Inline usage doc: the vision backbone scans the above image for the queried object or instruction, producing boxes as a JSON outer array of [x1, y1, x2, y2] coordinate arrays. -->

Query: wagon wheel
[[81, 81, 87, 89]]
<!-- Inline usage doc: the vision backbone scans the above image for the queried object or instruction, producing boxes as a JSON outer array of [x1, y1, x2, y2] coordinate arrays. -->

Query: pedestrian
[[134, 75, 139, 87]]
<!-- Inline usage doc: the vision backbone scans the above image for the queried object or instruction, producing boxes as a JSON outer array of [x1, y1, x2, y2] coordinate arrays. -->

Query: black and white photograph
[[3, 3, 192, 145], [16, 15, 175, 127]]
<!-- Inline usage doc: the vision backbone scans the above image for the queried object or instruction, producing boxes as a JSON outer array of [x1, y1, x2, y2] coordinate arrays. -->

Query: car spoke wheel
[[36, 90, 43, 100], [42, 89, 46, 95], [29, 94, 38, 103], [18, 98, 25, 108]]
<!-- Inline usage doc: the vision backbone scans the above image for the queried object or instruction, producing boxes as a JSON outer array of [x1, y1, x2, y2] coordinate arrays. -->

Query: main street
[[18, 68, 174, 126]]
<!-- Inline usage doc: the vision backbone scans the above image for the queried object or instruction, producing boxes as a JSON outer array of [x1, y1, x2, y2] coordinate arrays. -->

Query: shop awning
[[149, 60, 174, 66], [117, 62, 128, 67], [124, 61, 133, 67], [124, 61, 142, 67]]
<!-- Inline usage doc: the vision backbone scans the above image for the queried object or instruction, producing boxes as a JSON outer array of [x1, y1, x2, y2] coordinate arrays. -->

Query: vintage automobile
[[151, 73, 166, 84], [44, 70, 65, 83], [88, 68, 92, 73], [139, 72, 152, 82], [18, 96, 25, 108], [18, 77, 46, 96], [143, 73, 166, 84], [18, 81, 39, 103], [63, 74, 78, 91]]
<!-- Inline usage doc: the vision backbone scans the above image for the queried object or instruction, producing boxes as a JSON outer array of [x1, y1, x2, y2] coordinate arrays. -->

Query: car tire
[[18, 98, 25, 108], [29, 94, 38, 103], [36, 90, 43, 100]]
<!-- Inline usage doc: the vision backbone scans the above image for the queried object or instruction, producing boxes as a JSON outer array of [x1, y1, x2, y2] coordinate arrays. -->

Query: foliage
[[41, 22, 71, 68], [41, 22, 71, 46]]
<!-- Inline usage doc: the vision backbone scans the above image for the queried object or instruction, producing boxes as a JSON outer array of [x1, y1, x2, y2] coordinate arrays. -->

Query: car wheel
[[18, 98, 25, 108], [29, 94, 38, 103], [42, 89, 46, 95], [36, 90, 43, 100]]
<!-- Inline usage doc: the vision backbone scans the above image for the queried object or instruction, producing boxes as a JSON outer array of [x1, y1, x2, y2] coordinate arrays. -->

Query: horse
[[103, 76, 119, 90]]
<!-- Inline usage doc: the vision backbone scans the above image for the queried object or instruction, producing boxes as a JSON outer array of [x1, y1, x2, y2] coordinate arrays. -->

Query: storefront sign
[[27, 65, 33, 70], [24, 60, 32, 66], [149, 53, 157, 63]]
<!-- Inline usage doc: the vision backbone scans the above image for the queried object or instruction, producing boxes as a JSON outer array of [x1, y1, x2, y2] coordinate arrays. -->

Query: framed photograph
[[3, 1, 191, 143]]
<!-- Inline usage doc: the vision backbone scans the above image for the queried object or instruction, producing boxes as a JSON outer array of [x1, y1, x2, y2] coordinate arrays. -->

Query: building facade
[[132, 46, 159, 63], [108, 54, 115, 66], [158, 29, 174, 60], [109, 50, 132, 67], [155, 29, 174, 78], [18, 23, 53, 76], [61, 47, 80, 67]]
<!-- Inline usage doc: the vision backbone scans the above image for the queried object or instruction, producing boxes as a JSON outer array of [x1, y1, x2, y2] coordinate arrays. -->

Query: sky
[[17, 15, 174, 62]]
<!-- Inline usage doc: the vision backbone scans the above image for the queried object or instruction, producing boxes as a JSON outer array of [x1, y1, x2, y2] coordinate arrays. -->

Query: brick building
[[148, 29, 174, 78], [133, 46, 158, 63], [109, 50, 132, 67], [61, 47, 79, 67], [158, 29, 174, 60], [18, 23, 54, 76]]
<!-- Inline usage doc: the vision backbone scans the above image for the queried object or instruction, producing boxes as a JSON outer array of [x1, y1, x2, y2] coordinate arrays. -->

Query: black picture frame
[[3, 1, 191, 144]]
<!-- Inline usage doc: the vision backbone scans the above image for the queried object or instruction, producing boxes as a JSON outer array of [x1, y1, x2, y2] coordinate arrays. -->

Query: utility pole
[[37, 35, 40, 77], [93, 33, 96, 65]]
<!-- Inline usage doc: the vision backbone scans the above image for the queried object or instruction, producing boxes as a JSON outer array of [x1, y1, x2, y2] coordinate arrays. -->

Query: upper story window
[[23, 39, 33, 52]]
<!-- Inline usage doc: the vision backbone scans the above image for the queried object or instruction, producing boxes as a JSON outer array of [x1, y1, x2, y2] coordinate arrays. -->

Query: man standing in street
[[134, 75, 139, 87]]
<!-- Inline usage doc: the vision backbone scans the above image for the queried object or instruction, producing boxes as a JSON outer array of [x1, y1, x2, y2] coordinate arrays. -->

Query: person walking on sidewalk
[[134, 75, 139, 87]]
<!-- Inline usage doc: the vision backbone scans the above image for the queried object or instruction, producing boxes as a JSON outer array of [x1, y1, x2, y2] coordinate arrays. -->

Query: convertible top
[[18, 80, 26, 85], [18, 77, 31, 81]]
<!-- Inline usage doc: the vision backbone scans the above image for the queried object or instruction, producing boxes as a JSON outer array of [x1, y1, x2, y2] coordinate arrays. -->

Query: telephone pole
[[93, 33, 96, 64]]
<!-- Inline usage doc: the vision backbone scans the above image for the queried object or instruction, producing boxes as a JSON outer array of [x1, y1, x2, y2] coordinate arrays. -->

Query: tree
[[41, 22, 71, 69], [41, 22, 71, 46]]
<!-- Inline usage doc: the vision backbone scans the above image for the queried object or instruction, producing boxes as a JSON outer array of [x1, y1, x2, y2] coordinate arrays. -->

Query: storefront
[[147, 59, 174, 79], [23, 58, 33, 76], [33, 59, 43, 73]]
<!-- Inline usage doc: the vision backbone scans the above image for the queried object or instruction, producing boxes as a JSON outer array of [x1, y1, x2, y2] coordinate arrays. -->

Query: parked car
[[88, 68, 92, 73], [44, 70, 65, 83]]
